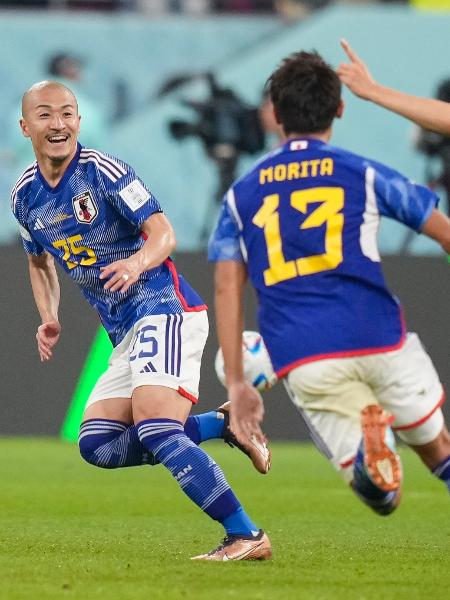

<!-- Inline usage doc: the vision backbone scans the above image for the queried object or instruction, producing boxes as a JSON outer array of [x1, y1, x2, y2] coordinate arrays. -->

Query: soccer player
[[11, 80, 271, 561], [337, 39, 450, 135], [209, 51, 450, 515]]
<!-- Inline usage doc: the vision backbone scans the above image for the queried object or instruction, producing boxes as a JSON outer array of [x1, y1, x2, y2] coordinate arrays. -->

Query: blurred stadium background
[[1, 3, 450, 599], [1, 0, 449, 440]]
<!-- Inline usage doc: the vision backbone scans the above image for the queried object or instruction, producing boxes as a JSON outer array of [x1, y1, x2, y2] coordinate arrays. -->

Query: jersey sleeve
[[368, 160, 439, 231], [105, 164, 163, 227], [208, 194, 245, 263], [11, 197, 45, 256]]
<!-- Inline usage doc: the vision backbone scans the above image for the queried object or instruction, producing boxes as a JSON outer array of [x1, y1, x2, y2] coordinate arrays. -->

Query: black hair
[[266, 50, 341, 135], [436, 78, 450, 103]]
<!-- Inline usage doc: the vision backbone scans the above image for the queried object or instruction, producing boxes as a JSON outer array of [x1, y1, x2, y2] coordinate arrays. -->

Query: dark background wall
[[1, 243, 448, 439]]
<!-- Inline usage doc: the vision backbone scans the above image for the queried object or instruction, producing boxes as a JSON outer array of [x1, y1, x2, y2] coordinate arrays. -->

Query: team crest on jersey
[[72, 191, 98, 224]]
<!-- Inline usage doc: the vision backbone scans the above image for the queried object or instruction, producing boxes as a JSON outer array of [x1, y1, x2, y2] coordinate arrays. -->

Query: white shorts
[[286, 333, 445, 482], [86, 311, 209, 408]]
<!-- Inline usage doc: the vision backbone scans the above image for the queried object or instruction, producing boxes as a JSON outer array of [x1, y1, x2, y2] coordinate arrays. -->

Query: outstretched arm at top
[[28, 252, 61, 362], [214, 260, 265, 445], [337, 39, 450, 135], [99, 211, 176, 293]]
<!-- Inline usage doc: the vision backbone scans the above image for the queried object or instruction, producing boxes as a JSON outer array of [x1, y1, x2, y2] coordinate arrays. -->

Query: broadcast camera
[[165, 72, 265, 203], [169, 72, 265, 157]]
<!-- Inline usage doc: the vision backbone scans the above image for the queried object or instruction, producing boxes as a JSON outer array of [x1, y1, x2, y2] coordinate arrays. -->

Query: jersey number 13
[[252, 186, 344, 286]]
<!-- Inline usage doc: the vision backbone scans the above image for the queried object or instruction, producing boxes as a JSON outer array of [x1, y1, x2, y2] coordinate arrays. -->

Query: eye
[[63, 112, 73, 117], [39, 112, 50, 118]]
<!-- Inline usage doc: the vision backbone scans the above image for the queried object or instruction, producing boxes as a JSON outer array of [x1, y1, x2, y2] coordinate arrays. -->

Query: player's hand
[[36, 320, 61, 362], [337, 39, 377, 100], [228, 381, 266, 446], [99, 256, 143, 293]]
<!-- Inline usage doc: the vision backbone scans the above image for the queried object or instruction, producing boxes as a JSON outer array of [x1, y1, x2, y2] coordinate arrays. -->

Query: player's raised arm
[[337, 39, 450, 135], [100, 211, 176, 293], [28, 252, 61, 362]]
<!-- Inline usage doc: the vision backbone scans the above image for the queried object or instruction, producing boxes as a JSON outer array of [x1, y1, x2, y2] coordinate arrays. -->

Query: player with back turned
[[11, 80, 271, 561], [209, 51, 450, 515]]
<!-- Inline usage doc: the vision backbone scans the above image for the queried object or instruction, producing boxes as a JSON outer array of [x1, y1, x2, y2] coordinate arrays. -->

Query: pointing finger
[[340, 38, 361, 64]]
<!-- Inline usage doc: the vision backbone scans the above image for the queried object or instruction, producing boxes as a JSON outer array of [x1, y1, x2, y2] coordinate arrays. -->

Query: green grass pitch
[[1, 439, 448, 600]]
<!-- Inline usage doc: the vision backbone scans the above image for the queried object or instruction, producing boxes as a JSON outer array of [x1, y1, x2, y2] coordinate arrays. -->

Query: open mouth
[[47, 135, 69, 145]]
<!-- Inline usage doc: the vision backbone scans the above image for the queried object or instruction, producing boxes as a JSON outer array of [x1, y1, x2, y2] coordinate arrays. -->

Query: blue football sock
[[79, 413, 227, 470], [222, 507, 259, 536], [137, 418, 258, 535], [184, 411, 225, 445], [79, 419, 154, 468], [432, 455, 450, 492]]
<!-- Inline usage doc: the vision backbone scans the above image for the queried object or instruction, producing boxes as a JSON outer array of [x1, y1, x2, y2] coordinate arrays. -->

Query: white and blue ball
[[215, 330, 277, 391]]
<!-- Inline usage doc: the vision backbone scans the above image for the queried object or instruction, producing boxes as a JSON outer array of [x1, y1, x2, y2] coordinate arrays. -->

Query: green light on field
[[60, 326, 112, 442]]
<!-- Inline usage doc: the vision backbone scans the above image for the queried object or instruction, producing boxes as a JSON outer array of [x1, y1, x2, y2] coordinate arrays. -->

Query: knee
[[409, 424, 450, 470], [78, 436, 106, 468], [78, 432, 118, 469]]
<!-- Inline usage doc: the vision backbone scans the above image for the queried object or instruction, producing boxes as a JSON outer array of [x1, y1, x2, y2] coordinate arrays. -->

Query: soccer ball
[[215, 330, 277, 391]]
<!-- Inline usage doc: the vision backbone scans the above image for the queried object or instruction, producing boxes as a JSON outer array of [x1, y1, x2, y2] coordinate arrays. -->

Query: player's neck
[[285, 128, 332, 144], [37, 149, 77, 188]]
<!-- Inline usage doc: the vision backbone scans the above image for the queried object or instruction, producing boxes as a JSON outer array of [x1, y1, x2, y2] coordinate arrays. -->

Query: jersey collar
[[282, 137, 327, 153], [36, 142, 82, 193]]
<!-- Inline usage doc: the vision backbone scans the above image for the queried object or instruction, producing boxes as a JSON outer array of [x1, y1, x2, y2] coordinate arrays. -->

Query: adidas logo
[[33, 218, 45, 230], [140, 361, 156, 373]]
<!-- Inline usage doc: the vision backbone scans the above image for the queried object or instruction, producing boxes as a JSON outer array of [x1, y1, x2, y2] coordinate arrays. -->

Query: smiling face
[[20, 81, 80, 167]]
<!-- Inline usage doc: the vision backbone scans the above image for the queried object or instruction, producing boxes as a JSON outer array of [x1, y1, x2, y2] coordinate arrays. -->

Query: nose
[[50, 114, 65, 130]]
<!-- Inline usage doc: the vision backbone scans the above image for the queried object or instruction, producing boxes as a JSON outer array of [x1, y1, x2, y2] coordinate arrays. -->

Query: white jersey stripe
[[11, 172, 37, 211], [19, 224, 32, 242], [360, 166, 381, 263], [12, 162, 37, 194], [79, 157, 119, 183], [81, 149, 126, 177], [82, 148, 127, 175], [80, 152, 123, 180], [226, 188, 248, 263]]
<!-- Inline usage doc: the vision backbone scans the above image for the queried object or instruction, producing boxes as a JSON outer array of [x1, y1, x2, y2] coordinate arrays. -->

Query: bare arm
[[99, 211, 176, 293], [215, 260, 265, 443], [28, 252, 61, 361], [337, 39, 450, 135], [421, 208, 450, 254]]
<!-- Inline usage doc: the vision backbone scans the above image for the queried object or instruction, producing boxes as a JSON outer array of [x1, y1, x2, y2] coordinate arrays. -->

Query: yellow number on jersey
[[52, 234, 97, 270], [252, 187, 344, 286]]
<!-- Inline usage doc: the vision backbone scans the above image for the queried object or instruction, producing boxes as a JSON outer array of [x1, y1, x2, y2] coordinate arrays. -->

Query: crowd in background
[[0, 0, 409, 19]]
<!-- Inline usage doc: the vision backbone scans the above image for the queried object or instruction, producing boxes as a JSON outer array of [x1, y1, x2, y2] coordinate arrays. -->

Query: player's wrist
[[367, 82, 385, 104]]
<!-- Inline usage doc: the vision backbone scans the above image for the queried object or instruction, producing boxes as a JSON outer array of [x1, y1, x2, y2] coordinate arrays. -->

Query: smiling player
[[11, 80, 271, 561]]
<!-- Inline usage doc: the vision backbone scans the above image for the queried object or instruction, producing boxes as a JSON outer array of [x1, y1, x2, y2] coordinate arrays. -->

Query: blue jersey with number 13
[[208, 138, 438, 376]]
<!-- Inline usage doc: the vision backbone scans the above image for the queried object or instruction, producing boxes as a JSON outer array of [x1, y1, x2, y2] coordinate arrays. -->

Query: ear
[[336, 99, 344, 120], [273, 104, 282, 125], [20, 118, 31, 138]]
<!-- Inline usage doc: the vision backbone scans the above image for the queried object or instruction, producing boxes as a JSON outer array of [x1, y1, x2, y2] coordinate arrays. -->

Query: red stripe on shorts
[[340, 456, 356, 469], [178, 386, 198, 404], [393, 391, 445, 431]]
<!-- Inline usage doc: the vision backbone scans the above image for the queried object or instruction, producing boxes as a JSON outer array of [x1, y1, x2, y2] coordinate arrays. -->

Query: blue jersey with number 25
[[208, 138, 438, 376], [12, 143, 205, 346]]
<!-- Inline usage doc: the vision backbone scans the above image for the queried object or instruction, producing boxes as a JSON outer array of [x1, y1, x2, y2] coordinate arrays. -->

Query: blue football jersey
[[208, 138, 439, 376], [12, 143, 206, 346]]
